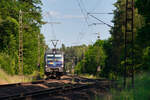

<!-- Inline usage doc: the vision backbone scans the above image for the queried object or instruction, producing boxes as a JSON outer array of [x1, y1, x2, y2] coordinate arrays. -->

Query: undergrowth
[[111, 72, 150, 100]]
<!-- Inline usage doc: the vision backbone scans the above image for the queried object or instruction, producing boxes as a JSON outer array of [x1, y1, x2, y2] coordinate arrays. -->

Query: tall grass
[[0, 52, 16, 75], [111, 72, 150, 100], [0, 69, 34, 84]]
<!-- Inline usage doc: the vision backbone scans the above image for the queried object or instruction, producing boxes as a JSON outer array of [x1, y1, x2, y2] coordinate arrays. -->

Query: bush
[[111, 72, 150, 100], [0, 53, 16, 75]]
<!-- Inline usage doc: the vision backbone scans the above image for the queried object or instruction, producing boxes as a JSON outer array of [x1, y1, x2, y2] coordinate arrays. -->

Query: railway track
[[0, 80, 45, 88], [0, 83, 93, 100], [0, 75, 113, 100]]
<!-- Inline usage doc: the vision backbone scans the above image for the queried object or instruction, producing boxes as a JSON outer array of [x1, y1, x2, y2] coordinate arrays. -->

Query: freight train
[[44, 49, 64, 79]]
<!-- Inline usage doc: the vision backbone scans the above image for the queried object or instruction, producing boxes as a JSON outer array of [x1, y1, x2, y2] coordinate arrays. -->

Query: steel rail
[[0, 83, 93, 100], [0, 80, 45, 88], [0, 75, 112, 100]]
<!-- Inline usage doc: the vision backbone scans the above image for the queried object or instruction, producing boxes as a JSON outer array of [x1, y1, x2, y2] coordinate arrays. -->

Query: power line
[[79, 0, 88, 13], [88, 12, 113, 15], [47, 12, 60, 40], [89, 0, 102, 13], [76, 0, 95, 45], [88, 23, 103, 26], [76, 0, 89, 25], [75, 0, 87, 44], [88, 13, 113, 28]]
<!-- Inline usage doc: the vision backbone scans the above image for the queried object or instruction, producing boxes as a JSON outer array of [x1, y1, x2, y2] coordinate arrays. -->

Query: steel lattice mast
[[19, 10, 23, 74], [19, 10, 40, 74], [124, 0, 134, 88]]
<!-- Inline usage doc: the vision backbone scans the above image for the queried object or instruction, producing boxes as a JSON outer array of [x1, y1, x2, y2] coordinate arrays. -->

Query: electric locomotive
[[44, 49, 64, 79]]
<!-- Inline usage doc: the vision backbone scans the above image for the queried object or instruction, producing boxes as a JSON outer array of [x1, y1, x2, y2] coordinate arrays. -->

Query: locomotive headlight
[[59, 67, 63, 72], [46, 67, 49, 72]]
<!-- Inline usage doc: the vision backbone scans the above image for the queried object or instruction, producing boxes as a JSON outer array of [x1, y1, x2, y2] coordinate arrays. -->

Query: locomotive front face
[[45, 53, 64, 73]]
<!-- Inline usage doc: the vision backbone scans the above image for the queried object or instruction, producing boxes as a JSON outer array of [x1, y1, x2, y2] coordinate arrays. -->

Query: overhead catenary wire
[[88, 13, 113, 15], [79, 0, 88, 13], [75, 0, 94, 45], [75, 0, 112, 45], [76, 0, 89, 26], [89, 0, 102, 13], [48, 12, 57, 40], [43, 11, 62, 48], [88, 13, 113, 28]]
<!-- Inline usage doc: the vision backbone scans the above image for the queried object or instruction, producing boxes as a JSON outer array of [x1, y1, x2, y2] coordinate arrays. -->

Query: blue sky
[[41, 0, 116, 48]]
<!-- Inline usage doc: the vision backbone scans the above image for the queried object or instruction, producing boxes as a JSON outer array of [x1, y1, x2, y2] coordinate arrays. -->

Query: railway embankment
[[0, 69, 39, 84], [110, 72, 150, 100], [0, 75, 114, 100]]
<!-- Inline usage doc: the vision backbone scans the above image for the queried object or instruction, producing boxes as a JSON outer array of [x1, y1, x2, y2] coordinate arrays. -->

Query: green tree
[[75, 40, 106, 75], [135, 0, 150, 70], [0, 0, 46, 75]]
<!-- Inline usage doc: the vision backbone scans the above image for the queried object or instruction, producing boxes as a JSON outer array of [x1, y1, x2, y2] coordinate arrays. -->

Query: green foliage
[[74, 0, 150, 79], [0, 0, 46, 75], [136, 24, 150, 48], [135, 0, 150, 71], [75, 40, 106, 75], [136, 0, 150, 22], [0, 0, 150, 82], [111, 72, 150, 100], [74, 62, 82, 74], [62, 0, 150, 80], [60, 44, 88, 73], [0, 16, 18, 53], [142, 47, 150, 70], [0, 53, 16, 75], [100, 0, 148, 79], [100, 38, 114, 78]]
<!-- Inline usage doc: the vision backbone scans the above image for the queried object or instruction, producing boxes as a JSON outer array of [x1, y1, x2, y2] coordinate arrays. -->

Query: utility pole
[[19, 10, 23, 75], [124, 0, 134, 88]]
